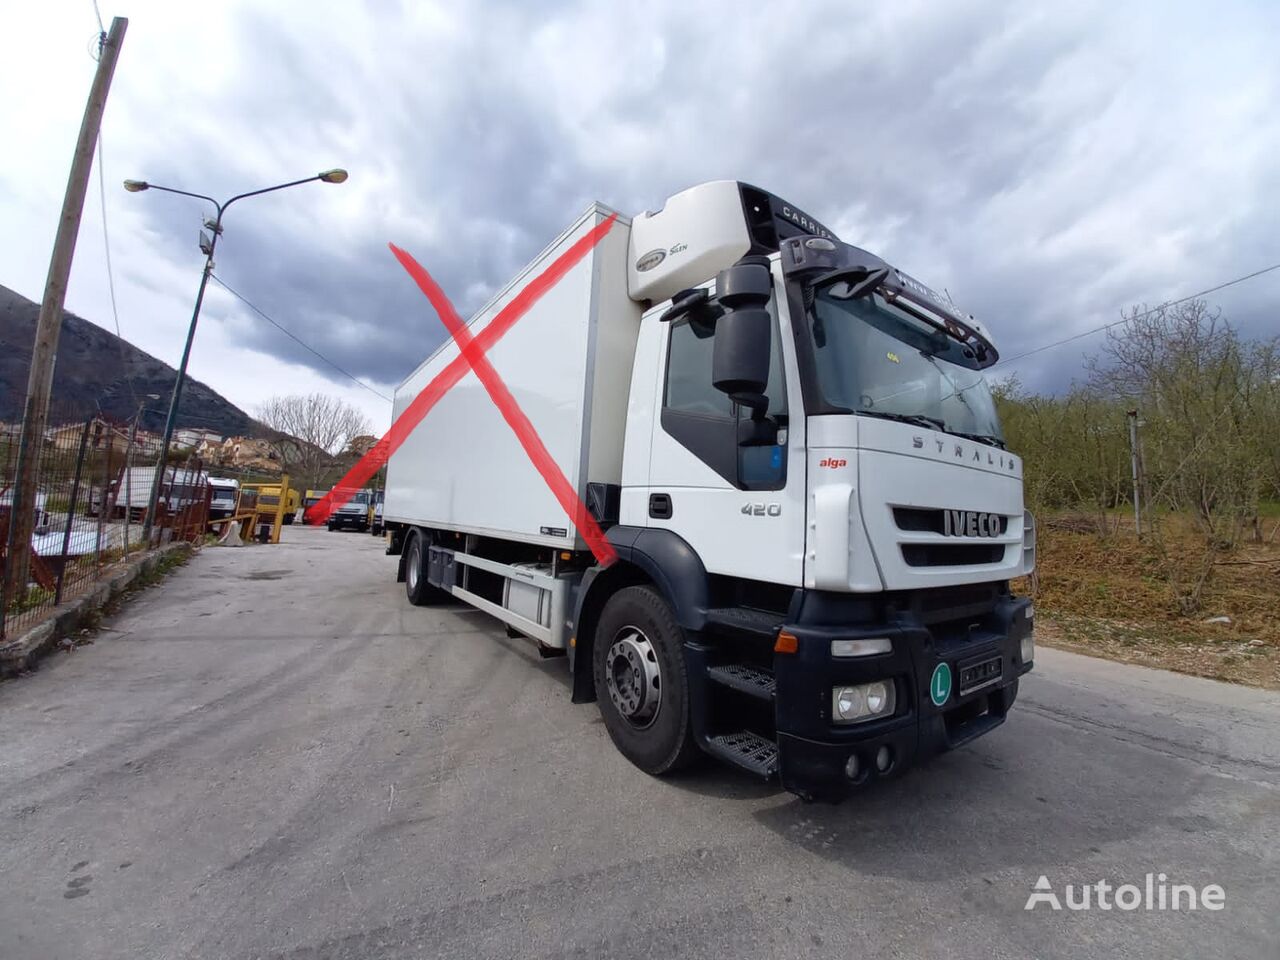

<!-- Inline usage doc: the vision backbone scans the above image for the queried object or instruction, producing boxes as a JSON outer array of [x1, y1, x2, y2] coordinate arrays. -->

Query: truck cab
[[208, 477, 240, 520], [328, 489, 371, 532], [584, 183, 1034, 797]]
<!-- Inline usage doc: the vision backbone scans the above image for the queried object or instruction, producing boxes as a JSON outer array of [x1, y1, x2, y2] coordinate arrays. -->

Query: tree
[[255, 394, 372, 490], [1087, 300, 1263, 542]]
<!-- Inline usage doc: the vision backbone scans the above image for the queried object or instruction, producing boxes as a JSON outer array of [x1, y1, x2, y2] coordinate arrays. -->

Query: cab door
[[645, 265, 807, 586]]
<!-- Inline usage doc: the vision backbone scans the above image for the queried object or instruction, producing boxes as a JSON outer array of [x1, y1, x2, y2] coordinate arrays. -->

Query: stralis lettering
[[914, 436, 1018, 472]]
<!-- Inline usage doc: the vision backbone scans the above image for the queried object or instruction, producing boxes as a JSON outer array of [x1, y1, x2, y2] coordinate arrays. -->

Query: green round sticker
[[930, 662, 952, 707]]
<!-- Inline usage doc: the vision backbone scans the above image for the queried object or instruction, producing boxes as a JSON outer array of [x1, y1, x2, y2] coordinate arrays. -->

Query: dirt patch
[[1036, 614, 1280, 689], [1019, 516, 1280, 689], [242, 569, 291, 581]]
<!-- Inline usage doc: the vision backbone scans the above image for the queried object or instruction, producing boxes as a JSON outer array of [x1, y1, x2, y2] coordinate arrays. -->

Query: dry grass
[[1015, 514, 1280, 689]]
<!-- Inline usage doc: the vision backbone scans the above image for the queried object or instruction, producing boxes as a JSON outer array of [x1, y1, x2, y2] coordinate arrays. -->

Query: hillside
[[0, 283, 256, 435]]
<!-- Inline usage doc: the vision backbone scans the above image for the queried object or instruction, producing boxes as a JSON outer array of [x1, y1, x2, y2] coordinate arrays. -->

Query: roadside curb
[[0, 542, 193, 678]]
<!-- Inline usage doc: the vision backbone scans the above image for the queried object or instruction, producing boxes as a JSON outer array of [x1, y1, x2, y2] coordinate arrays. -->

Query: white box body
[[384, 204, 639, 551]]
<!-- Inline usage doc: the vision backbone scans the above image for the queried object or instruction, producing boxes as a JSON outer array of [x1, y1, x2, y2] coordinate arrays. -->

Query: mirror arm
[[660, 287, 710, 323]]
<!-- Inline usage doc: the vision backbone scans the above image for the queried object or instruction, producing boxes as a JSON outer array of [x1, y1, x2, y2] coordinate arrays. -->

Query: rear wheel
[[404, 530, 445, 606], [593, 585, 700, 775]]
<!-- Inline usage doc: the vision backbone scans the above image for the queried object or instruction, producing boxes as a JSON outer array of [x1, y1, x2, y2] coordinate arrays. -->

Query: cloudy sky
[[3, 0, 1278, 433]]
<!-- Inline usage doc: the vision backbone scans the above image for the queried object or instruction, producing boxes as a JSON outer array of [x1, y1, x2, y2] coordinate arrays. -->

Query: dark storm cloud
[[120, 0, 1280, 392]]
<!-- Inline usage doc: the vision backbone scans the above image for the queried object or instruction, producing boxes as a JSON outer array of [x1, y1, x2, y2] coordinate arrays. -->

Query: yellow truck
[[301, 489, 329, 525], [249, 482, 300, 525]]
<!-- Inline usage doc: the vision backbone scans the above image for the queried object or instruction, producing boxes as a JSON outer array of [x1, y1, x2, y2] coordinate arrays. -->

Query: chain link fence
[[0, 406, 211, 639]]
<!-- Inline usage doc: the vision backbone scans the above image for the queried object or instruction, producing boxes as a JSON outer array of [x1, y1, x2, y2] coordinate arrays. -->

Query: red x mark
[[305, 214, 618, 567]]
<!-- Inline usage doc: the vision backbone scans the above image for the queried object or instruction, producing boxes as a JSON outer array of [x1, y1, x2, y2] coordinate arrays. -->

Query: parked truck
[[107, 465, 209, 521], [381, 181, 1035, 801], [327, 488, 370, 532], [301, 489, 329, 524], [208, 477, 240, 520]]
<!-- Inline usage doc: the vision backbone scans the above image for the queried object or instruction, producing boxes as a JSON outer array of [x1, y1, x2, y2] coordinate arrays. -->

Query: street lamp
[[125, 170, 348, 542]]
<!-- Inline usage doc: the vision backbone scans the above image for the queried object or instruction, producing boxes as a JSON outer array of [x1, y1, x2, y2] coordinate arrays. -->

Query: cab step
[[704, 731, 779, 778], [704, 607, 785, 640], [706, 663, 776, 700]]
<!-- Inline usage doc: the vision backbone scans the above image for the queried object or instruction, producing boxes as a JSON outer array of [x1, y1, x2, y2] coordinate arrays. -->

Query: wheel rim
[[407, 543, 420, 590], [604, 625, 661, 729]]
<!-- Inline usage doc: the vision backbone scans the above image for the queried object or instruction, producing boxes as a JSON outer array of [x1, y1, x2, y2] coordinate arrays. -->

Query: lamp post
[[124, 169, 348, 543]]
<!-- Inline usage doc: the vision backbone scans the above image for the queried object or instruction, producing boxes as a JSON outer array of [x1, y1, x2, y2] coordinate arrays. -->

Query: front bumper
[[774, 591, 1033, 800], [329, 513, 368, 529]]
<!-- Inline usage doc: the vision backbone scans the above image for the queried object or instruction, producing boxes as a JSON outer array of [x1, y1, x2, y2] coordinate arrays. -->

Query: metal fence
[[0, 409, 211, 640]]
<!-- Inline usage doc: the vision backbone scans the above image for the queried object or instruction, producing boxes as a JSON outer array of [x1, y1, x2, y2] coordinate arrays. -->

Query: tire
[[404, 530, 445, 606], [282, 514, 295, 525], [593, 585, 700, 775], [327, 521, 336, 532]]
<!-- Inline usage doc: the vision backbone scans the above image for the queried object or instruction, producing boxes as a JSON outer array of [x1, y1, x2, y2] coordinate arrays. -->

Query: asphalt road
[[1, 525, 1276, 960]]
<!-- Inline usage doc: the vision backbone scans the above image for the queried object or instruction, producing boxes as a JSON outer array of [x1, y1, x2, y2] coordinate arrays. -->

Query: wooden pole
[[3, 18, 128, 600]]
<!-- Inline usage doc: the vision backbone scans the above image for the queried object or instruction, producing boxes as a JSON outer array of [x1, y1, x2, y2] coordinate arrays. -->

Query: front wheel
[[593, 585, 700, 775]]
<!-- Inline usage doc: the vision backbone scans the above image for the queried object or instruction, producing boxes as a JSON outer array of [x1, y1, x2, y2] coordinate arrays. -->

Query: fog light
[[832, 680, 896, 724], [875, 745, 893, 772], [1020, 633, 1035, 664], [845, 754, 861, 780], [831, 637, 892, 658]]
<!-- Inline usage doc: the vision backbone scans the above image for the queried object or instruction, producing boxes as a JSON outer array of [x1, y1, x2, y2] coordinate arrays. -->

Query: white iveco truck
[[382, 181, 1035, 800]]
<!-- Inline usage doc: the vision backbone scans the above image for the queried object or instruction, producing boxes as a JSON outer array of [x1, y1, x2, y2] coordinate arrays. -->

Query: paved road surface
[[1, 526, 1276, 959]]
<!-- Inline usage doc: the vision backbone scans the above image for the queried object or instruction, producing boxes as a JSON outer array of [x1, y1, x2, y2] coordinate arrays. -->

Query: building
[[46, 418, 132, 455], [172, 427, 224, 450]]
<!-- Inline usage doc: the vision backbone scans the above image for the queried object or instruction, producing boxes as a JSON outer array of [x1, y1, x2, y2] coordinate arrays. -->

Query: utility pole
[[3, 18, 128, 602], [1127, 409, 1143, 536]]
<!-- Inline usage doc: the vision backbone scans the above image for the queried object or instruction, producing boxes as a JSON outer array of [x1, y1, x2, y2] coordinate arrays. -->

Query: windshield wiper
[[856, 410, 946, 432], [950, 430, 1006, 449]]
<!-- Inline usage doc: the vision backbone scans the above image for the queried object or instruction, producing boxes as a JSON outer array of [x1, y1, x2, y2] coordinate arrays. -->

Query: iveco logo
[[944, 510, 1003, 538], [635, 248, 666, 272]]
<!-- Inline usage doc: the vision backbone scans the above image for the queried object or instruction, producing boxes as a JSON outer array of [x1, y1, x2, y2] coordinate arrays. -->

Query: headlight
[[831, 637, 893, 658], [1020, 633, 1035, 665], [832, 680, 896, 724]]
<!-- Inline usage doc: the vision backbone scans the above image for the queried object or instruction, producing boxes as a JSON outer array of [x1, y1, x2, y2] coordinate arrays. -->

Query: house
[[204, 436, 280, 472], [172, 427, 223, 450], [47, 418, 132, 455]]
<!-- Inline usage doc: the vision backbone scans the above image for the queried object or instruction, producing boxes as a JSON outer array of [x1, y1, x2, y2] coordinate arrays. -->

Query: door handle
[[649, 493, 672, 520]]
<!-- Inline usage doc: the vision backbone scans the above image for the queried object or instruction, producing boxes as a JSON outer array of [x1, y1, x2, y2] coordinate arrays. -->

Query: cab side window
[[661, 300, 787, 490]]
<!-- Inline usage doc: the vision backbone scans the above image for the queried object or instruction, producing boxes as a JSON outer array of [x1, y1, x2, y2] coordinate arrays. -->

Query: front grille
[[915, 583, 1000, 621], [894, 507, 1009, 536], [902, 543, 1005, 567]]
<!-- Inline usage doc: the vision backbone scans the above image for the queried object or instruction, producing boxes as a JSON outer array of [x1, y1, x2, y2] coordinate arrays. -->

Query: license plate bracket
[[957, 653, 1003, 696]]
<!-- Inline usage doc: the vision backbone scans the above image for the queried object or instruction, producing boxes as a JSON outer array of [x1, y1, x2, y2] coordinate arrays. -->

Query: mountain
[[0, 283, 258, 436]]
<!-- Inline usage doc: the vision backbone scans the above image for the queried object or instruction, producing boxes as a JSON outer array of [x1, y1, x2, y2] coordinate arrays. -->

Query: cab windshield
[[808, 285, 1004, 444]]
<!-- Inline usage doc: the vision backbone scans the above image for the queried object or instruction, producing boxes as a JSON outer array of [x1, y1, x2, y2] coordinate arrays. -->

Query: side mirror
[[711, 259, 772, 402]]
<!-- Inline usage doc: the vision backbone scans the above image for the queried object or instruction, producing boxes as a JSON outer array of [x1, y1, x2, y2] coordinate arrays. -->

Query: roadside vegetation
[[999, 299, 1279, 687]]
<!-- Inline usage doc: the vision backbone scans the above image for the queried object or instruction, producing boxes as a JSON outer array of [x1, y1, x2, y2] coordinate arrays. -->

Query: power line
[[997, 261, 1280, 366], [95, 132, 137, 409], [86, 3, 137, 409], [209, 274, 393, 402]]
